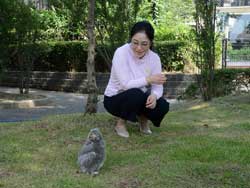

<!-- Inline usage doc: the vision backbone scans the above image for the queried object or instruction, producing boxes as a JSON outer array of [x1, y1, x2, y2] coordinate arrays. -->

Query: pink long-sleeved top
[[104, 43, 163, 99]]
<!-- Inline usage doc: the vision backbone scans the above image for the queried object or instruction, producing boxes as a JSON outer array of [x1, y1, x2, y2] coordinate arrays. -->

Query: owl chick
[[77, 128, 105, 175]]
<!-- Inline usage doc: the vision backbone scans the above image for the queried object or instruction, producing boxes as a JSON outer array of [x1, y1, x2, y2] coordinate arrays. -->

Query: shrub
[[228, 47, 250, 62], [182, 69, 250, 99], [212, 69, 250, 97], [5, 40, 188, 72], [154, 41, 187, 72], [6, 41, 110, 72], [182, 82, 200, 99]]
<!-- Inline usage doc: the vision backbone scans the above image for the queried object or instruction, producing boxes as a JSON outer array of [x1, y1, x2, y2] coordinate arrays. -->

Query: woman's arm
[[149, 56, 164, 99]]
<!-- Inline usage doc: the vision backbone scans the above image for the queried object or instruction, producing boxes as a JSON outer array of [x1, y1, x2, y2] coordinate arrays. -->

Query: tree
[[137, 0, 194, 41], [48, 0, 88, 40], [0, 0, 40, 94], [95, 0, 143, 69], [193, 0, 217, 101], [85, 0, 98, 113]]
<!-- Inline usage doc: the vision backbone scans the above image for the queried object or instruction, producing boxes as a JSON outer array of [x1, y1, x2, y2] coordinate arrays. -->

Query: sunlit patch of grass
[[188, 102, 210, 110]]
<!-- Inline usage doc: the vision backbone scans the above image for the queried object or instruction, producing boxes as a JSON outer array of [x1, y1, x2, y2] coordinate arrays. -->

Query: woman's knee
[[118, 89, 147, 110], [126, 88, 144, 97], [157, 98, 169, 114], [103, 97, 112, 113], [126, 88, 146, 103]]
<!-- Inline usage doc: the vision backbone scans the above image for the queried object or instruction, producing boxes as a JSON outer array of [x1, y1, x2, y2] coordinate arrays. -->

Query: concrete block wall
[[0, 71, 197, 98], [164, 74, 197, 98]]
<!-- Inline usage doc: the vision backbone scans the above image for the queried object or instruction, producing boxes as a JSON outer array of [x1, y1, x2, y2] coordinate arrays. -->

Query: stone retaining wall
[[0, 71, 197, 98]]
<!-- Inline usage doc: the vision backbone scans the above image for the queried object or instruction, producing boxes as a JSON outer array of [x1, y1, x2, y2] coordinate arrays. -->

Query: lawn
[[0, 94, 250, 188]]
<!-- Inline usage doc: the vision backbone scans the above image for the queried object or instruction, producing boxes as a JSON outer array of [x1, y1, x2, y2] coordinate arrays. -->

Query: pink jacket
[[104, 43, 163, 99]]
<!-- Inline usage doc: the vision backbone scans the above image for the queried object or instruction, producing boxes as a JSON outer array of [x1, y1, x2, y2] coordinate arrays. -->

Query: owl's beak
[[90, 134, 97, 140]]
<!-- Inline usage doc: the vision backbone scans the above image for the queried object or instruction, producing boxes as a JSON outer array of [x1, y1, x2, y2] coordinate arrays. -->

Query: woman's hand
[[146, 74, 166, 85], [146, 94, 157, 109]]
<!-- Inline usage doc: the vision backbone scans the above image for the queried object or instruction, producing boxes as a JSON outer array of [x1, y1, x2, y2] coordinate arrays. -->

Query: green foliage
[[193, 0, 218, 101], [6, 41, 111, 72], [0, 0, 42, 93], [96, 0, 143, 46], [138, 0, 194, 41], [136, 0, 196, 72], [0, 49, 9, 80], [46, 41, 87, 72], [37, 9, 69, 40], [2, 0, 87, 42], [0, 0, 197, 74], [183, 69, 250, 99], [32, 0, 196, 45], [0, 60, 4, 81], [95, 0, 144, 65], [215, 36, 223, 68], [6, 41, 187, 72], [210, 68, 250, 97], [155, 41, 187, 71], [47, 0, 88, 40], [182, 83, 200, 99], [94, 0, 195, 67], [228, 47, 250, 62], [0, 0, 40, 44]]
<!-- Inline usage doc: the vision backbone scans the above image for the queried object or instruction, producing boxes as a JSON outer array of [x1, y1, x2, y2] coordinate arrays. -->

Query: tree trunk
[[18, 51, 24, 94], [194, 0, 216, 101], [85, 0, 98, 114]]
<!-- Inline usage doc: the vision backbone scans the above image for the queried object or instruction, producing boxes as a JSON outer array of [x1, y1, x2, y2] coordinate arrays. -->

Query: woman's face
[[131, 32, 151, 59]]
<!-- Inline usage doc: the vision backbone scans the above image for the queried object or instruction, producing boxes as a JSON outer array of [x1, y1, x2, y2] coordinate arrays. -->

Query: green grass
[[0, 94, 250, 188]]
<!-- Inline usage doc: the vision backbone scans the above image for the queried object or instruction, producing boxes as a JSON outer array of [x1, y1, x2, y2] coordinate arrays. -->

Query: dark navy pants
[[103, 88, 169, 127]]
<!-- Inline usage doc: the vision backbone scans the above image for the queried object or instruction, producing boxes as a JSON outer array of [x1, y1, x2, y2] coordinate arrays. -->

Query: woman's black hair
[[129, 21, 154, 49]]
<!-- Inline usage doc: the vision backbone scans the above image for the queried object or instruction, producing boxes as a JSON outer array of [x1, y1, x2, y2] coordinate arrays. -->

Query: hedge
[[228, 47, 250, 62], [212, 68, 250, 96], [154, 40, 186, 71], [183, 68, 250, 99], [4, 40, 187, 72]]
